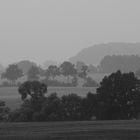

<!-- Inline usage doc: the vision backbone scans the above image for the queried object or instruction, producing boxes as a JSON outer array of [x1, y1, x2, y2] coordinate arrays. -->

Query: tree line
[[1, 61, 98, 87], [99, 55, 140, 73], [2, 55, 140, 87], [0, 70, 140, 121]]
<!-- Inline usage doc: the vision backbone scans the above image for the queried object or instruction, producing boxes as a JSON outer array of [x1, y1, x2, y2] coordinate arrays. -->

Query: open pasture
[[0, 120, 140, 140], [0, 87, 97, 109]]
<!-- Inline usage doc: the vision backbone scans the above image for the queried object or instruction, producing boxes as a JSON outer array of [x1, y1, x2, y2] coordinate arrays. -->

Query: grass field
[[0, 87, 97, 110], [0, 120, 140, 139], [0, 72, 105, 110]]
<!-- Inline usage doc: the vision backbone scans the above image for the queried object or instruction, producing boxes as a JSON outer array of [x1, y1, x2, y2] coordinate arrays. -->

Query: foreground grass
[[0, 120, 140, 140]]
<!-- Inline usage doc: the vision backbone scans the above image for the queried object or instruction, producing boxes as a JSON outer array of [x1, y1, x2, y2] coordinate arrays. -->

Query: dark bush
[[81, 92, 97, 120], [61, 94, 83, 121], [96, 70, 140, 120]]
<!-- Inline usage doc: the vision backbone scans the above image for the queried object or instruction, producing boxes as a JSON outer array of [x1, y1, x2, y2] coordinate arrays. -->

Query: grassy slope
[[0, 120, 140, 140]]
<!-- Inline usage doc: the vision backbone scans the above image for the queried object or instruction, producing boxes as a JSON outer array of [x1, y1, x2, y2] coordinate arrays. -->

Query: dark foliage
[[96, 70, 140, 120], [61, 94, 83, 121], [10, 81, 47, 122], [40, 93, 64, 121], [0, 100, 9, 121], [81, 92, 97, 120], [18, 81, 47, 100], [9, 71, 140, 122], [10, 89, 97, 122]]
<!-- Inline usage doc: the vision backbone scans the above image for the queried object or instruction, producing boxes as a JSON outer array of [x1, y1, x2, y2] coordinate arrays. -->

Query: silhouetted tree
[[61, 94, 83, 120], [11, 81, 48, 122], [81, 93, 97, 120], [9, 101, 34, 122], [18, 81, 47, 100], [96, 70, 140, 120], [17, 60, 37, 74], [41, 93, 64, 121], [47, 65, 60, 80], [60, 61, 77, 82], [27, 66, 40, 81], [2, 64, 23, 86]]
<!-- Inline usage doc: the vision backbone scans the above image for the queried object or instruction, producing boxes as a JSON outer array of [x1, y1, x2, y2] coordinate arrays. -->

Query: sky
[[0, 0, 140, 66]]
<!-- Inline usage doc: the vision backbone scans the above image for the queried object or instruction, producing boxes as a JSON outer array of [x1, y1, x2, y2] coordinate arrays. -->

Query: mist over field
[[1, 1, 140, 139], [0, 0, 140, 66]]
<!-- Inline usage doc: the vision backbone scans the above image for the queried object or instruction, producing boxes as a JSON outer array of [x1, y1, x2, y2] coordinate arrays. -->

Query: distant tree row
[[3, 54, 140, 87], [2, 54, 140, 86], [1, 61, 98, 87], [99, 55, 140, 73], [1, 64, 23, 86]]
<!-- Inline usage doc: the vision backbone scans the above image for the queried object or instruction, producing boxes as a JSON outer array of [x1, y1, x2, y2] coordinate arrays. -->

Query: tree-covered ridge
[[99, 55, 140, 73], [69, 42, 140, 65]]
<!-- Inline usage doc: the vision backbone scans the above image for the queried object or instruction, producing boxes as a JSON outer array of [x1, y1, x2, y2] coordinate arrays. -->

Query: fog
[[0, 0, 140, 65]]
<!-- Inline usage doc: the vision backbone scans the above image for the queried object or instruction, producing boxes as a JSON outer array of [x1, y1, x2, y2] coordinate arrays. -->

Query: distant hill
[[99, 55, 140, 73], [69, 43, 140, 65]]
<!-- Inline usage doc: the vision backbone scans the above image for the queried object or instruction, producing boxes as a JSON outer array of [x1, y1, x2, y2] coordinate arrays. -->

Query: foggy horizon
[[0, 0, 140, 66], [1, 1, 140, 137]]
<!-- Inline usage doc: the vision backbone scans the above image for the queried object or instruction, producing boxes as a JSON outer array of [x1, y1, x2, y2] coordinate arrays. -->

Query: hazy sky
[[0, 0, 140, 66]]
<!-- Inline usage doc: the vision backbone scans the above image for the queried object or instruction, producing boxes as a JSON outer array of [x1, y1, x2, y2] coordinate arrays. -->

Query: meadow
[[0, 72, 105, 109], [0, 120, 140, 139], [0, 87, 97, 110]]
